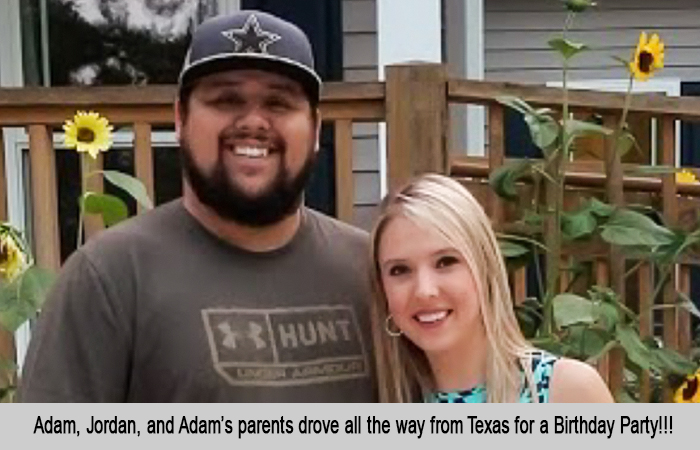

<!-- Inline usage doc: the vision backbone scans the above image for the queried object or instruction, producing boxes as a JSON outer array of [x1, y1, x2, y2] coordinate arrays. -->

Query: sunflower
[[629, 32, 664, 81], [676, 169, 698, 184], [0, 230, 27, 282], [674, 369, 700, 403], [63, 111, 113, 159]]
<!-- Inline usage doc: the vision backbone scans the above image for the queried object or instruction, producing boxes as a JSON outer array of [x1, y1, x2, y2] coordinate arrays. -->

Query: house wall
[[339, 0, 700, 228], [485, 0, 700, 83], [342, 0, 380, 229]]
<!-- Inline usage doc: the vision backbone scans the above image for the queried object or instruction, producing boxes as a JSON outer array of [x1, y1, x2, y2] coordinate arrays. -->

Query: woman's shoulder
[[548, 355, 615, 403]]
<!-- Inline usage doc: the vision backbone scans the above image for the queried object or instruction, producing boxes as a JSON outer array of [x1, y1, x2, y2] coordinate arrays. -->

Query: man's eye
[[210, 95, 244, 106], [436, 256, 459, 269], [266, 97, 292, 110], [388, 265, 409, 277]]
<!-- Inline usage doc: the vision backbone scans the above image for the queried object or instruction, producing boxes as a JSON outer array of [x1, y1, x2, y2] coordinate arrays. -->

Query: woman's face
[[377, 215, 485, 357]]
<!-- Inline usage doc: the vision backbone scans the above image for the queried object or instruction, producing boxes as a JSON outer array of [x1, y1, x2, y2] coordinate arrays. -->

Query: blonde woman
[[369, 173, 614, 403]]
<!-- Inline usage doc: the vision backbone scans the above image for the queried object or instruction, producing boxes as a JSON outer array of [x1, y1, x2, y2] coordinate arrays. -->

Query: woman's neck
[[426, 328, 489, 392]]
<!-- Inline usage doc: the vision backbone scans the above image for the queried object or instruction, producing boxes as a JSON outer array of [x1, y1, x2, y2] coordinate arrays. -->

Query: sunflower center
[[77, 127, 96, 143], [682, 376, 698, 401], [638, 51, 654, 74], [0, 241, 8, 263]]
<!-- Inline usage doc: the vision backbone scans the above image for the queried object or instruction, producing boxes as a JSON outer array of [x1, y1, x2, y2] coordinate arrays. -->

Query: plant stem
[[76, 154, 89, 249], [543, 11, 576, 335]]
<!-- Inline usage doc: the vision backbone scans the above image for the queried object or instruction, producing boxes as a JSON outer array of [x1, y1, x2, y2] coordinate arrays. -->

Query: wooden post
[[603, 115, 625, 397], [334, 120, 354, 224], [660, 115, 678, 402], [594, 259, 610, 384], [638, 263, 653, 402], [660, 116, 678, 349], [488, 104, 505, 225], [512, 268, 527, 305], [385, 63, 449, 192], [678, 265, 691, 356], [28, 125, 61, 273], [134, 122, 155, 213]]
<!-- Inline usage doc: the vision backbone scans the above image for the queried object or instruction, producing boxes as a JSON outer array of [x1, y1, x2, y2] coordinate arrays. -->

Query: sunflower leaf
[[565, 119, 613, 150], [561, 210, 597, 241], [583, 197, 615, 218], [616, 129, 641, 158], [496, 96, 537, 116], [82, 192, 129, 227], [600, 209, 675, 247], [0, 266, 53, 333], [524, 114, 560, 151], [615, 324, 654, 371], [488, 159, 534, 201], [649, 347, 697, 376], [563, 0, 597, 13], [100, 170, 154, 210], [553, 293, 595, 329], [548, 38, 589, 60], [499, 240, 530, 258]]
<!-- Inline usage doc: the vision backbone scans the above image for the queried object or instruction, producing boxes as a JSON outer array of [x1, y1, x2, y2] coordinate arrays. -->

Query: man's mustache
[[218, 128, 286, 154]]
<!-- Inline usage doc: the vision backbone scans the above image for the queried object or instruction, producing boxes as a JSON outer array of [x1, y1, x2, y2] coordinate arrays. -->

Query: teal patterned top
[[425, 351, 558, 403]]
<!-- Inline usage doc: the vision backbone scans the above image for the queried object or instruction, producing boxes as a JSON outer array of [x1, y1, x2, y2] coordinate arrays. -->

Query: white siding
[[485, 0, 700, 83], [342, 0, 380, 230]]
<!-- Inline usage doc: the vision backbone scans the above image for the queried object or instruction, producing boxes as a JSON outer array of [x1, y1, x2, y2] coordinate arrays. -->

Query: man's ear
[[314, 107, 322, 153], [174, 98, 183, 141]]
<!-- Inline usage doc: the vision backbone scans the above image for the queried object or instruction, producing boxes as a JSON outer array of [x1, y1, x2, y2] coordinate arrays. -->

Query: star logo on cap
[[221, 14, 281, 54]]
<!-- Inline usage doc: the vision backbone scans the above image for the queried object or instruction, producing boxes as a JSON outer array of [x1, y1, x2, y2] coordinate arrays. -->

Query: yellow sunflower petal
[[0, 232, 27, 281], [676, 169, 698, 184], [62, 110, 113, 158], [629, 32, 665, 82]]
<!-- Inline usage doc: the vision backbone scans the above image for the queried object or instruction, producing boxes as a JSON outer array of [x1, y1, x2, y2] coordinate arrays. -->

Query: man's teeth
[[234, 146, 269, 157], [416, 311, 449, 323]]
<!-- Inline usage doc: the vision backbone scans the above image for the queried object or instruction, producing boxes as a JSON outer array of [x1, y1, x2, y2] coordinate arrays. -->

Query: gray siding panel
[[485, 0, 700, 84], [343, 33, 378, 69], [343, 0, 377, 33], [342, 0, 381, 224], [353, 137, 380, 171]]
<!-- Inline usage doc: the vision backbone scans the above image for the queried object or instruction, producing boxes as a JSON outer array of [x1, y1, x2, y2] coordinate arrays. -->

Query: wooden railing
[[1, 63, 699, 401], [448, 77, 700, 401], [0, 76, 391, 370]]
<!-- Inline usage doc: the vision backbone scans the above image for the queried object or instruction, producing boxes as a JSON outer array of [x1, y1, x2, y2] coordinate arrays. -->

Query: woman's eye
[[436, 256, 459, 269], [388, 265, 409, 277]]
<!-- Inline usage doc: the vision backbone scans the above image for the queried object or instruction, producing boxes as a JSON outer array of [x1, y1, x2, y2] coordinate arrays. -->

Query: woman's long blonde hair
[[369, 173, 537, 403]]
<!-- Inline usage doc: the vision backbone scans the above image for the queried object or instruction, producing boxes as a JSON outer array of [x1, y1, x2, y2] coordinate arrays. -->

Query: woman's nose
[[414, 269, 439, 299]]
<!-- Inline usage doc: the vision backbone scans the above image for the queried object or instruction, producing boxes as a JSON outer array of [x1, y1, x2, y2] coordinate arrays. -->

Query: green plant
[[492, 0, 699, 402], [0, 110, 153, 401]]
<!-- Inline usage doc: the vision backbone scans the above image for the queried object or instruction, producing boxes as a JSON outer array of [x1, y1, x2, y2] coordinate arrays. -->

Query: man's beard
[[179, 131, 317, 227]]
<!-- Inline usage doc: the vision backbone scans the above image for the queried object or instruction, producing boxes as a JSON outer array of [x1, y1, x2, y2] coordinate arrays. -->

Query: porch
[[1, 62, 699, 401]]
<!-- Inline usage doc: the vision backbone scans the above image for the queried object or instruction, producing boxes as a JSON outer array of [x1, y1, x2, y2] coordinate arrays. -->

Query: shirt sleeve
[[16, 249, 132, 402]]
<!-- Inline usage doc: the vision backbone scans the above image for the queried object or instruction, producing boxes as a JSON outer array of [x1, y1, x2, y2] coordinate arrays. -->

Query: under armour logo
[[218, 321, 267, 350], [221, 14, 281, 54]]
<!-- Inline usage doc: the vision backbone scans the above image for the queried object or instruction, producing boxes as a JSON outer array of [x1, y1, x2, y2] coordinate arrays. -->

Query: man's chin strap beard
[[179, 141, 317, 227]]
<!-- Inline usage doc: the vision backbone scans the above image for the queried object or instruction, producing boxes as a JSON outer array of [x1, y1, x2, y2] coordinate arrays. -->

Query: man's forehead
[[196, 70, 304, 93]]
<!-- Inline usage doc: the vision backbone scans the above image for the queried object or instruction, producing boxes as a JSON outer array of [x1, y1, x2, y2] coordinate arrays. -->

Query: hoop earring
[[385, 315, 402, 337]]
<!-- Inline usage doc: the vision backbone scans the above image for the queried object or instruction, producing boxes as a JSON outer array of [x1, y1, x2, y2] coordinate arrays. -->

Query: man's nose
[[235, 106, 271, 132], [415, 268, 439, 300]]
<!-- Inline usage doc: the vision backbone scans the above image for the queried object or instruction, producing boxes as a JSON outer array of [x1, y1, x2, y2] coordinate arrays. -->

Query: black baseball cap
[[179, 10, 322, 105]]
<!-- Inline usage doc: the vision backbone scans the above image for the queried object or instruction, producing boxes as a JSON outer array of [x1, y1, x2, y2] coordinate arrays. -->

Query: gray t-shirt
[[18, 200, 377, 402]]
